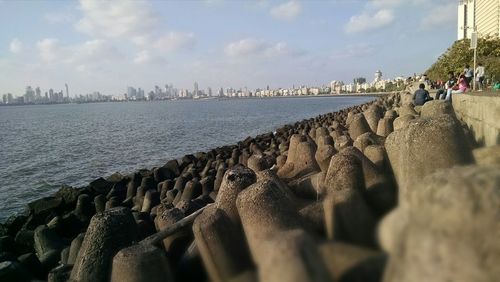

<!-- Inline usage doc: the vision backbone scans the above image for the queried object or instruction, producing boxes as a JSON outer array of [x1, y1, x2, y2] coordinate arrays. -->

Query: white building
[[458, 0, 500, 40]]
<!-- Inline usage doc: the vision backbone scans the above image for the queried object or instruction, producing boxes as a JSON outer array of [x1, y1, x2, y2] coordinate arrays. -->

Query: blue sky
[[0, 0, 457, 96]]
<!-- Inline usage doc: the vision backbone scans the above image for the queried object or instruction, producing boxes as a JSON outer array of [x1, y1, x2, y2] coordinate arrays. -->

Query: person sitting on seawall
[[445, 74, 469, 101], [436, 72, 456, 99], [413, 83, 433, 106]]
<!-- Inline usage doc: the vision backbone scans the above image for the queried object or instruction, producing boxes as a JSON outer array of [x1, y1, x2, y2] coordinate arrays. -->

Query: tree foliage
[[426, 36, 500, 83]]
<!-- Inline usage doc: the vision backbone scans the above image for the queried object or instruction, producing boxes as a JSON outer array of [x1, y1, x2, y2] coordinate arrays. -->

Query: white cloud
[[9, 38, 22, 54], [65, 39, 121, 65], [270, 1, 301, 21], [154, 32, 196, 52], [133, 50, 152, 64], [420, 3, 456, 29], [345, 9, 394, 34], [224, 38, 290, 58], [36, 38, 60, 63], [76, 0, 158, 39]]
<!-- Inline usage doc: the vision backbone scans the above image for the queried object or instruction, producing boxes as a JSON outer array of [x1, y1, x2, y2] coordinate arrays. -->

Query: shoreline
[[0, 89, 497, 281], [0, 92, 390, 107]]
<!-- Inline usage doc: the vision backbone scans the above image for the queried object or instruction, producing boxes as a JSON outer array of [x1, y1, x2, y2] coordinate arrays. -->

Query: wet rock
[[67, 233, 85, 265], [89, 177, 112, 195], [33, 225, 64, 259], [48, 264, 73, 282], [0, 261, 30, 282], [54, 186, 81, 209], [17, 252, 43, 279]]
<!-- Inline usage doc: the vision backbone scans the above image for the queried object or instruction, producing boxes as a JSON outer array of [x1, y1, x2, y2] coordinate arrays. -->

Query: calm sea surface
[[0, 96, 374, 221]]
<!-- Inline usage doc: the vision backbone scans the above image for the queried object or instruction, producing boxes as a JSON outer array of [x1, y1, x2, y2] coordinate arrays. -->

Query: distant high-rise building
[[65, 83, 69, 98], [49, 88, 55, 102], [458, 0, 500, 40], [207, 87, 212, 96], [25, 86, 35, 103], [35, 87, 41, 100], [127, 86, 137, 99], [194, 82, 199, 96]]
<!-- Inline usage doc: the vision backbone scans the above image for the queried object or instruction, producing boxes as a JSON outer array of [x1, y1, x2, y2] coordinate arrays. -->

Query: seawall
[[0, 91, 498, 282], [452, 91, 500, 146]]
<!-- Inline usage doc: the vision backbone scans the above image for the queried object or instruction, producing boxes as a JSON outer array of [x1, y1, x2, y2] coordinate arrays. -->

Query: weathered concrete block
[[393, 115, 416, 131], [473, 145, 500, 166], [111, 244, 173, 282], [257, 230, 331, 282], [385, 115, 474, 205], [380, 165, 500, 282], [277, 135, 320, 181], [319, 242, 386, 282], [67, 233, 85, 265], [70, 207, 139, 282], [193, 205, 253, 282], [323, 190, 376, 247], [215, 165, 256, 223], [348, 113, 372, 140], [353, 132, 385, 153], [376, 117, 394, 137], [420, 100, 454, 118], [363, 109, 381, 133]]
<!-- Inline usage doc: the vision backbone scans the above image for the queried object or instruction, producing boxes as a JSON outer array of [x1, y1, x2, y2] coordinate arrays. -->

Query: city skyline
[[0, 0, 457, 95]]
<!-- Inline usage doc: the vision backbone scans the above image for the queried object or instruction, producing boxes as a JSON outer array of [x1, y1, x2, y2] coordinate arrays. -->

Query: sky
[[0, 0, 458, 96]]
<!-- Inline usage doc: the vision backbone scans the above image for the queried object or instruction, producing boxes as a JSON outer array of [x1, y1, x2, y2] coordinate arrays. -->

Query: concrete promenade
[[0, 85, 499, 282]]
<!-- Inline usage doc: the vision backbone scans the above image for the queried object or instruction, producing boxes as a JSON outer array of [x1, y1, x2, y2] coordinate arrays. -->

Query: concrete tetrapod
[[277, 134, 320, 181], [379, 165, 500, 282], [70, 207, 139, 282], [110, 243, 173, 282], [192, 166, 256, 282], [257, 229, 332, 282], [348, 113, 372, 140], [385, 114, 474, 205]]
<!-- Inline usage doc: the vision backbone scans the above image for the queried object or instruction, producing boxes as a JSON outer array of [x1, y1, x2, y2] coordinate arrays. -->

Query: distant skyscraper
[[65, 83, 69, 98], [194, 82, 199, 96], [127, 86, 137, 98]]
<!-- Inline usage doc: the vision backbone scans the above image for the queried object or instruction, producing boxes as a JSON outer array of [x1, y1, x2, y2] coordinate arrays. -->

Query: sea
[[0, 96, 375, 221]]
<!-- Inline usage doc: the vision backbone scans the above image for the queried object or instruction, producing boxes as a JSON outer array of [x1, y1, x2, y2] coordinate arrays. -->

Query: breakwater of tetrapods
[[0, 85, 498, 282]]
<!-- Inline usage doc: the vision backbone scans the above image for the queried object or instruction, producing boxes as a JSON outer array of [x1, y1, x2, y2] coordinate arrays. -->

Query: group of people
[[413, 63, 487, 105]]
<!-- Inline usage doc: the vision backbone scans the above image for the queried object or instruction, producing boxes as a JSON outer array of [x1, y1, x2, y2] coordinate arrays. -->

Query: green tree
[[426, 36, 500, 83]]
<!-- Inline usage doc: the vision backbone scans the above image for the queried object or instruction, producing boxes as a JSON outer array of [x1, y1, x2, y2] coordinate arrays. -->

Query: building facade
[[458, 0, 500, 40]]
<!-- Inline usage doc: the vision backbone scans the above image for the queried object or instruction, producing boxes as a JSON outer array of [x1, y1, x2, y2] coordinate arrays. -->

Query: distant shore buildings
[[1, 70, 411, 105]]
